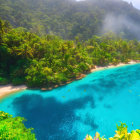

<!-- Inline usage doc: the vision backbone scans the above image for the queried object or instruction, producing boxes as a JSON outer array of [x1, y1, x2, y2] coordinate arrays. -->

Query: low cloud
[[102, 14, 140, 39]]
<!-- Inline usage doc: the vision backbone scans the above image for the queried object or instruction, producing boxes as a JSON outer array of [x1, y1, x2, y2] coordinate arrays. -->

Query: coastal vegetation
[[0, 18, 140, 88], [85, 122, 140, 140], [0, 111, 139, 140], [0, 111, 36, 140]]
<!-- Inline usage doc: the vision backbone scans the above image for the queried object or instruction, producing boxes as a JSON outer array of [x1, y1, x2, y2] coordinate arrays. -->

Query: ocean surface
[[0, 64, 140, 140]]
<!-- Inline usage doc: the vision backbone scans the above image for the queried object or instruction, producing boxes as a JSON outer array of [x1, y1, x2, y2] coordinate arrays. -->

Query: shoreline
[[0, 85, 27, 99], [90, 60, 140, 73], [36, 60, 140, 91], [0, 60, 139, 99]]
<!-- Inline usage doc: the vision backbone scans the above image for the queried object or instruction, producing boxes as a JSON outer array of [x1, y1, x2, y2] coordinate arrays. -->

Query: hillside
[[1, 0, 140, 40]]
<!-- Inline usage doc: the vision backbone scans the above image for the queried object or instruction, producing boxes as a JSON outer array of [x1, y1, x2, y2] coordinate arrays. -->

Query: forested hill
[[1, 0, 140, 40], [0, 18, 140, 87]]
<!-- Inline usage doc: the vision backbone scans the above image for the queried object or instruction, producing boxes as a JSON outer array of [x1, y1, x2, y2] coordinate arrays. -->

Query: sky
[[123, 0, 140, 9], [77, 0, 140, 10]]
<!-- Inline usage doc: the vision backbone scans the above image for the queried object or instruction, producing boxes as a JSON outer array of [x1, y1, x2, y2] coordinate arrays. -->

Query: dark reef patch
[[12, 94, 97, 140]]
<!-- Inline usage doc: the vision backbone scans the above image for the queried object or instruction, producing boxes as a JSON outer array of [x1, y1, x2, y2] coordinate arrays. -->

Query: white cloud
[[123, 0, 140, 9], [76, 0, 140, 10], [102, 14, 140, 39]]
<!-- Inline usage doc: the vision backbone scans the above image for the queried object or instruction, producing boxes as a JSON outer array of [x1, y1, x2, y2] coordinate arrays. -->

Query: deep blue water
[[0, 64, 140, 140]]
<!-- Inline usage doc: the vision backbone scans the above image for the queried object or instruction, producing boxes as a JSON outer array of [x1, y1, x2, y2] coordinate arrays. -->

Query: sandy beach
[[0, 85, 27, 99], [0, 60, 139, 99], [90, 60, 139, 73]]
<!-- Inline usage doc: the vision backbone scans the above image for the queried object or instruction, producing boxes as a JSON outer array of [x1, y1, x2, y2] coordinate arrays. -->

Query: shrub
[[0, 77, 9, 85], [12, 77, 25, 85], [0, 111, 36, 140], [84, 122, 140, 140]]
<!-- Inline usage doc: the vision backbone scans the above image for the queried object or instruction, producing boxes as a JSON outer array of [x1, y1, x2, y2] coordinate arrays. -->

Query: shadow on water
[[12, 94, 97, 140]]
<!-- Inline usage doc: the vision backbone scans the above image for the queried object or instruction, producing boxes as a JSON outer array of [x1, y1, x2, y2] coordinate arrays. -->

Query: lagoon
[[0, 64, 140, 139]]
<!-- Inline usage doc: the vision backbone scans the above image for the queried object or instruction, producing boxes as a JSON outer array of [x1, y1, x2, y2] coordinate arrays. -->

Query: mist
[[123, 0, 140, 9], [77, 0, 140, 10], [1, 0, 140, 40], [102, 14, 140, 39]]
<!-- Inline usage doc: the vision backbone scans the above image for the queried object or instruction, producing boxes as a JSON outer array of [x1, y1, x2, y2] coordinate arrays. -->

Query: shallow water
[[0, 64, 140, 140]]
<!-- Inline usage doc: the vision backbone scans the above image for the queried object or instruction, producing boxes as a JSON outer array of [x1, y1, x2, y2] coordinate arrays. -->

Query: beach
[[0, 60, 139, 99], [0, 85, 27, 99], [90, 60, 139, 72]]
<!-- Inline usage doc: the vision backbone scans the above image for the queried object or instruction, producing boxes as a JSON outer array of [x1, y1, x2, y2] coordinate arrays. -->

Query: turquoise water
[[0, 64, 140, 139]]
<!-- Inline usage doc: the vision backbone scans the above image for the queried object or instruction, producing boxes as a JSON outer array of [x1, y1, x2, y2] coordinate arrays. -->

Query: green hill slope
[[1, 0, 140, 40]]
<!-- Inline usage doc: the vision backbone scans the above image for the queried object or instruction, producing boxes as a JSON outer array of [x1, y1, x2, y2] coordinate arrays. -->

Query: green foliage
[[84, 123, 140, 140], [0, 111, 36, 140], [1, 0, 140, 40], [84, 132, 106, 140], [85, 33, 140, 66], [109, 122, 140, 140], [0, 77, 8, 85], [0, 19, 139, 87], [12, 77, 25, 86]]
